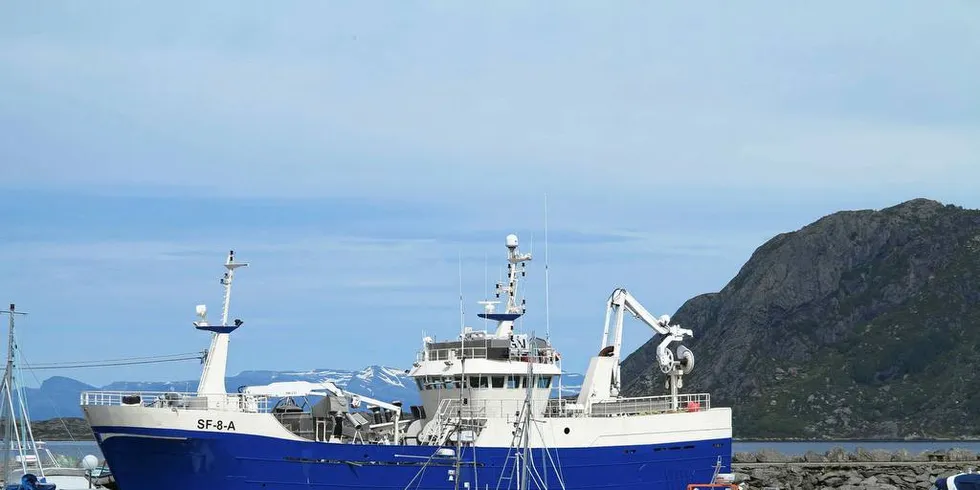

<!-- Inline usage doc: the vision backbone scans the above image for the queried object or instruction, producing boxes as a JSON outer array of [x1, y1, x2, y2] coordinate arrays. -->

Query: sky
[[1, 1, 978, 387]]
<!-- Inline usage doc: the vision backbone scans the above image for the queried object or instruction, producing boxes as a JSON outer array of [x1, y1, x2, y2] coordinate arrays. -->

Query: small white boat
[[84, 461, 115, 489], [1, 304, 99, 490]]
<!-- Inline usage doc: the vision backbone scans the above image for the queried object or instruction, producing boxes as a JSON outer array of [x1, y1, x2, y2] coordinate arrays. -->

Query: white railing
[[80, 391, 270, 413], [417, 341, 558, 365], [545, 393, 711, 418]]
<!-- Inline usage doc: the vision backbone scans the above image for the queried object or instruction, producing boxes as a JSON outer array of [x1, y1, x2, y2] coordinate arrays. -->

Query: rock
[[891, 449, 912, 462], [877, 474, 906, 486], [749, 467, 781, 485], [912, 451, 932, 462], [732, 472, 751, 483], [733, 451, 757, 463], [947, 448, 977, 461], [619, 199, 980, 439], [869, 449, 893, 461], [822, 476, 844, 486], [853, 447, 875, 462], [755, 448, 790, 463], [826, 446, 849, 462], [803, 450, 828, 463]]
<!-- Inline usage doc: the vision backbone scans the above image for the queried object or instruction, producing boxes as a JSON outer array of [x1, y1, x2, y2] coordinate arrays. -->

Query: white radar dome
[[196, 304, 207, 318], [506, 234, 519, 248], [81, 454, 99, 470]]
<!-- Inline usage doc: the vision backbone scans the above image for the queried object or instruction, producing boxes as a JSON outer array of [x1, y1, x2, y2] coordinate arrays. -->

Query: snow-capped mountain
[[22, 366, 584, 421]]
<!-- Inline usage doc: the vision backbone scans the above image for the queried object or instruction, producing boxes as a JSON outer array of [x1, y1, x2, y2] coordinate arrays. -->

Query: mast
[[195, 250, 248, 397], [520, 338, 534, 490], [544, 194, 550, 341], [479, 235, 531, 337], [455, 254, 464, 490], [1, 304, 27, 486]]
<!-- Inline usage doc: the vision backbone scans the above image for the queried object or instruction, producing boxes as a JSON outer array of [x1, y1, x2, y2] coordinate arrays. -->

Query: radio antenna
[[545, 194, 551, 341], [458, 252, 465, 335]]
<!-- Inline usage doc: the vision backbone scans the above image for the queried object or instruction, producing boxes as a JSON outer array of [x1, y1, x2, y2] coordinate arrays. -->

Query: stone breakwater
[[729, 448, 979, 489]]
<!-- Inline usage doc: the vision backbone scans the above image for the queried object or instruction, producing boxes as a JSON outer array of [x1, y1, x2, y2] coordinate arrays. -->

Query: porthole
[[563, 427, 570, 435]]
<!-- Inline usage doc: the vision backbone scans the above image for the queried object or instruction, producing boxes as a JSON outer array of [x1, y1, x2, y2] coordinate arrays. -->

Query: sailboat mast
[[1, 304, 22, 486], [4, 305, 12, 391]]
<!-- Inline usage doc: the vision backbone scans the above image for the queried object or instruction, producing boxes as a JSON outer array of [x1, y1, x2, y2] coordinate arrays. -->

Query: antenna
[[220, 250, 249, 326], [483, 252, 489, 331], [458, 252, 465, 335], [545, 194, 551, 341]]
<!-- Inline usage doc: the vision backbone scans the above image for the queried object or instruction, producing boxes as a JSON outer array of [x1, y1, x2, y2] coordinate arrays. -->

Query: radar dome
[[196, 304, 207, 318], [506, 234, 519, 248], [80, 454, 99, 470]]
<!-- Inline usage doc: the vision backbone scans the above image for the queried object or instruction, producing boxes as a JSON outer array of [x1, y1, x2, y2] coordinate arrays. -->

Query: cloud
[[1, 2, 977, 200], [1, 0, 978, 385]]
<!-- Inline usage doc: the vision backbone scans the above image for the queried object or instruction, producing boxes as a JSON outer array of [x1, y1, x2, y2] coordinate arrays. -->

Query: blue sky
[[1, 1, 978, 387]]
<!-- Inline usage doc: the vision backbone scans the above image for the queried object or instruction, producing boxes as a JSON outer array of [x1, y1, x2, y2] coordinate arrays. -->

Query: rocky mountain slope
[[621, 198, 980, 439]]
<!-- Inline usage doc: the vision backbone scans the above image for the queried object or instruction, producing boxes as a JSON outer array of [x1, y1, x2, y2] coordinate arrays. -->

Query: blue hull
[[92, 426, 731, 490]]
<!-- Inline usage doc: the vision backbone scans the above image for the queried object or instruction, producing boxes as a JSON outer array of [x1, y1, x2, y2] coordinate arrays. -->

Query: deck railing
[[80, 391, 270, 413], [418, 340, 558, 365], [545, 393, 711, 418]]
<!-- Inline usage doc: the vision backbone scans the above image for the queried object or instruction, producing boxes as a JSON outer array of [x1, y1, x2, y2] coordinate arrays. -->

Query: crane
[[600, 287, 695, 397]]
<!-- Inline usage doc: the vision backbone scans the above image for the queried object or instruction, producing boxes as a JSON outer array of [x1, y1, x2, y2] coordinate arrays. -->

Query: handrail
[[545, 393, 711, 417], [80, 390, 269, 413], [417, 340, 558, 364]]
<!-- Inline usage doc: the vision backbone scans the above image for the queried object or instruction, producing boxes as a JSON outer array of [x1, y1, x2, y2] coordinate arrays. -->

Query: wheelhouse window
[[537, 375, 552, 388], [491, 376, 505, 388]]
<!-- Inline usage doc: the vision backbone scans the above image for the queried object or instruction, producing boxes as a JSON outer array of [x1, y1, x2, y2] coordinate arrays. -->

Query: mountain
[[22, 366, 584, 421], [621, 198, 980, 439]]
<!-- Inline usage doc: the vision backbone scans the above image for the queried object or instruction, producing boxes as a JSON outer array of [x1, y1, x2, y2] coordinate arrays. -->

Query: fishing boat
[[1, 305, 97, 490], [934, 471, 980, 490], [81, 236, 733, 489]]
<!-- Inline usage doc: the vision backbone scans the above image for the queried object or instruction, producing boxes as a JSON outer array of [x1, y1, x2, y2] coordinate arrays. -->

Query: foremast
[[195, 250, 248, 396], [480, 234, 532, 337]]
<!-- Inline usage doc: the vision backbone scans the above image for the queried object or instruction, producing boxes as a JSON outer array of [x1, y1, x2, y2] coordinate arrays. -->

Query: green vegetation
[[621, 199, 980, 439], [29, 417, 95, 441]]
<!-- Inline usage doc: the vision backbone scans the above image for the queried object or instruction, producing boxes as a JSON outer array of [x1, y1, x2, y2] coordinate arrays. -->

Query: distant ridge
[[622, 198, 980, 439]]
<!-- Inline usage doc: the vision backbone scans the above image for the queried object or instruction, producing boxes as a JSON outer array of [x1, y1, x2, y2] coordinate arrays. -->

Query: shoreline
[[735, 437, 980, 442], [730, 462, 976, 490]]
